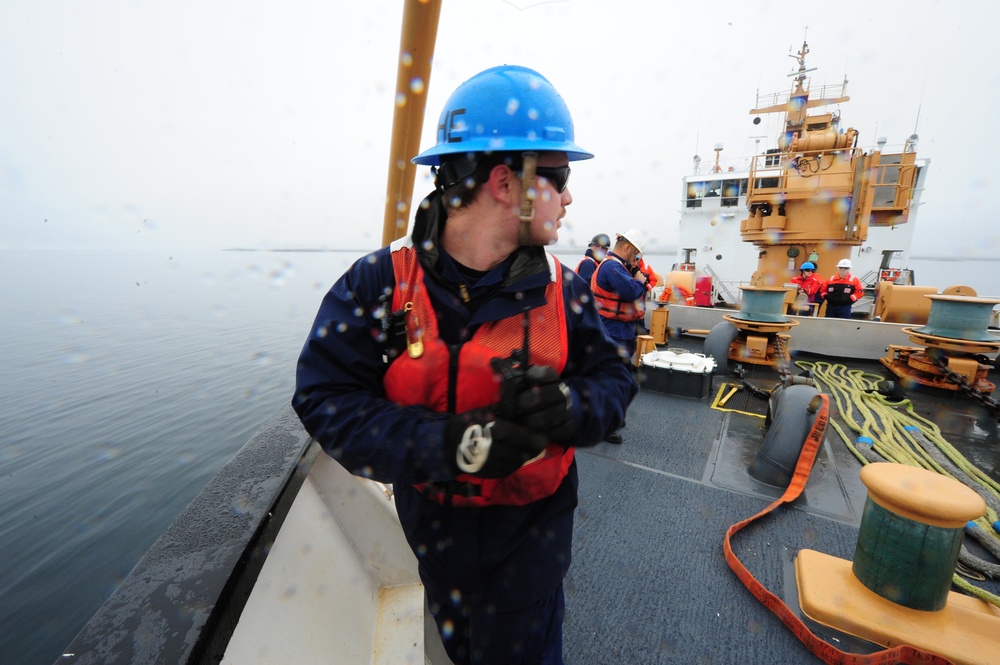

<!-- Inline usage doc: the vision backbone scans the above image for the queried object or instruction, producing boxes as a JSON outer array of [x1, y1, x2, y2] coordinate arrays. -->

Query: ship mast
[[740, 42, 919, 286]]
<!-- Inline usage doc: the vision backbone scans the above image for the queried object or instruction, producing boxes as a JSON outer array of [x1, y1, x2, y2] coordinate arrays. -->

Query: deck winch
[[712, 286, 798, 371], [881, 294, 1000, 395]]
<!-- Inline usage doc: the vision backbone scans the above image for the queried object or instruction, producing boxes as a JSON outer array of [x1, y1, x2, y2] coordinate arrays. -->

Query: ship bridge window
[[686, 181, 706, 208], [721, 178, 746, 207], [687, 179, 738, 207]]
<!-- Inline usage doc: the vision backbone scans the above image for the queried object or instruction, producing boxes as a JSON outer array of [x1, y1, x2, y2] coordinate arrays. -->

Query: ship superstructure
[[676, 42, 929, 302]]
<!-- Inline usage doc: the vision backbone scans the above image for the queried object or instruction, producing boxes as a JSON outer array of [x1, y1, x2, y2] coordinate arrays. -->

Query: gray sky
[[1, 0, 995, 258]]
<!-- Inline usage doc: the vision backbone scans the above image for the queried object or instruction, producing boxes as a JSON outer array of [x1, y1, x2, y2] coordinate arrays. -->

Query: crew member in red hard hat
[[821, 258, 863, 318]]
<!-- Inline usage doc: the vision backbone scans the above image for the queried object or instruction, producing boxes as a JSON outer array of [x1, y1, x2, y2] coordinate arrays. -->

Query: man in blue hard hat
[[790, 261, 823, 314], [293, 65, 637, 665]]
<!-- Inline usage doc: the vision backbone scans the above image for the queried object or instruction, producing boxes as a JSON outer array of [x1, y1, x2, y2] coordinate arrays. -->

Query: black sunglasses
[[533, 166, 571, 193]]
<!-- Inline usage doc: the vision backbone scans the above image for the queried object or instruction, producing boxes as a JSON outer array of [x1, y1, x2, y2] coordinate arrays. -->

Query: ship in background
[[669, 42, 930, 309]]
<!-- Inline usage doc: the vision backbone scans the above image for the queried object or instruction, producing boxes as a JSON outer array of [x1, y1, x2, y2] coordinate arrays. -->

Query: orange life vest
[[383, 244, 574, 507], [575, 255, 597, 274], [637, 258, 658, 289], [590, 255, 645, 322]]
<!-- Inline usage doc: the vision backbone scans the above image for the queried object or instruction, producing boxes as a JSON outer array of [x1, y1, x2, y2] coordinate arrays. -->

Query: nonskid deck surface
[[562, 360, 1000, 664]]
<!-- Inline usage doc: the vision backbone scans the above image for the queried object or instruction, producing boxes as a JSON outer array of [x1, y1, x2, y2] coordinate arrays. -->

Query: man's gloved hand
[[444, 410, 548, 479], [500, 365, 576, 443]]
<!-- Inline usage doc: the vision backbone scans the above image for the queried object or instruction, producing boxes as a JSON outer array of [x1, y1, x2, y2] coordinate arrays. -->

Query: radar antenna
[[789, 40, 817, 81]]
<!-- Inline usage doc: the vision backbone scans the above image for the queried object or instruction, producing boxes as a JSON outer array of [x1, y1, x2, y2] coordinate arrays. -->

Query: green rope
[[953, 574, 1000, 607]]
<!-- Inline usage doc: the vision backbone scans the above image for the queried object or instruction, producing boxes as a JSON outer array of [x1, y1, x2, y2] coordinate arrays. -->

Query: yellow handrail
[[381, 0, 443, 248]]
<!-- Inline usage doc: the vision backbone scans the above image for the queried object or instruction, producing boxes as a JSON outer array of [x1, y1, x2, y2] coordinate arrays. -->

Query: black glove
[[500, 365, 576, 444], [444, 410, 548, 479]]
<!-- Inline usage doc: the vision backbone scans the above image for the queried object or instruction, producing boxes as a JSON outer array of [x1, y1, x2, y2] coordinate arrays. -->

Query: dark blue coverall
[[294, 191, 637, 664], [593, 251, 647, 360]]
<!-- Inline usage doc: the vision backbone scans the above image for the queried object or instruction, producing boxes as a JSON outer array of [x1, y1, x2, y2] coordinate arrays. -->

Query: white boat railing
[[753, 81, 848, 110], [57, 405, 318, 664], [222, 451, 450, 664], [56, 405, 451, 665]]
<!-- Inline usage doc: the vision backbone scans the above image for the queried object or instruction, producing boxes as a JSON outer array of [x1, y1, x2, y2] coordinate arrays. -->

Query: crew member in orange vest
[[293, 65, 636, 665], [591, 228, 648, 444]]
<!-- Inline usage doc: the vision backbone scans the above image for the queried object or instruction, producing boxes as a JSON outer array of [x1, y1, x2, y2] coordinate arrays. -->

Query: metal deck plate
[[702, 411, 860, 523]]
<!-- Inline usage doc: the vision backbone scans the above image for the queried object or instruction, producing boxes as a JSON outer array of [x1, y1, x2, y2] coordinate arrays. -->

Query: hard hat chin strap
[[518, 152, 537, 246]]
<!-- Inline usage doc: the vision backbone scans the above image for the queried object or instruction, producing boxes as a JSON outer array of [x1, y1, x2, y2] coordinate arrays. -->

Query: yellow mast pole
[[381, 0, 443, 248]]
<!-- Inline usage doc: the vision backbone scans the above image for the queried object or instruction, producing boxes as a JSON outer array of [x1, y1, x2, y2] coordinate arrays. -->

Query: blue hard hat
[[800, 261, 816, 270], [412, 65, 594, 166]]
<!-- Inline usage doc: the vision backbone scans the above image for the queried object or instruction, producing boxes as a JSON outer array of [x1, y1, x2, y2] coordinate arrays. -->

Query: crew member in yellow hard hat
[[821, 258, 864, 318]]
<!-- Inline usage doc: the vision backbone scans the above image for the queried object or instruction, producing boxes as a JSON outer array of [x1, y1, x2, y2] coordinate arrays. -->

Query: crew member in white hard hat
[[589, 229, 649, 443], [821, 258, 864, 318]]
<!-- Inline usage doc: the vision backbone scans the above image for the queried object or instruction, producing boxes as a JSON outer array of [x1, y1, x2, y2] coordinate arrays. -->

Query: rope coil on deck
[[794, 359, 1000, 607]]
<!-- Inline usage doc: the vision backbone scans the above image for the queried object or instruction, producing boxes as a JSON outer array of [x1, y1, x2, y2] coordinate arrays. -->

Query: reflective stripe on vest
[[383, 245, 574, 507]]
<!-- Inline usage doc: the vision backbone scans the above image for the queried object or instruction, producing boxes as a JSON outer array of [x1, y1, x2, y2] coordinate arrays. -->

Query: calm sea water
[[0, 249, 363, 665], [1, 248, 997, 665]]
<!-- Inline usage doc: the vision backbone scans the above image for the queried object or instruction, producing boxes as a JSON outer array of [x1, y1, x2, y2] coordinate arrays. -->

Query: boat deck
[[57, 345, 1000, 664], [562, 349, 1000, 664]]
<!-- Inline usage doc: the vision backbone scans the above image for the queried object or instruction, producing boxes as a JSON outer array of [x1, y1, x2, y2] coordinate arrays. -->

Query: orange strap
[[723, 393, 955, 665]]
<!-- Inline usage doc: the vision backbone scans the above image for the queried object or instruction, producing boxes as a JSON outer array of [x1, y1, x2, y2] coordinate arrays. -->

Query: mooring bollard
[[852, 462, 987, 611]]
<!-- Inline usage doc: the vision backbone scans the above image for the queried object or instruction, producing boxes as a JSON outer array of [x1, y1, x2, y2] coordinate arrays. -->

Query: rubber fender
[[703, 321, 739, 375], [748, 384, 824, 488]]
